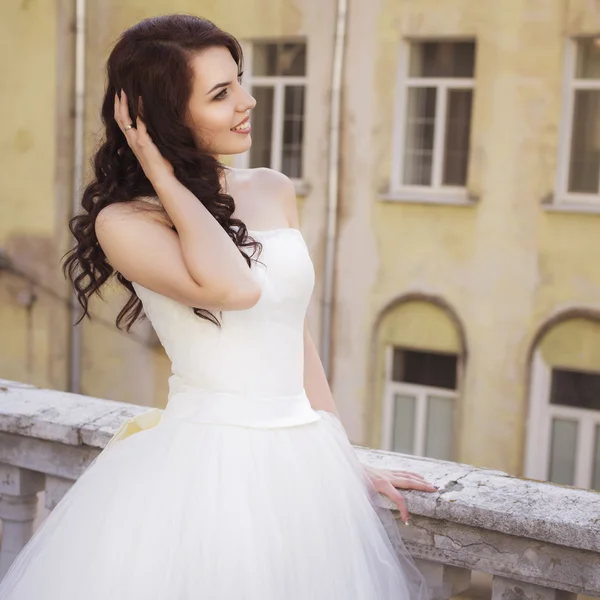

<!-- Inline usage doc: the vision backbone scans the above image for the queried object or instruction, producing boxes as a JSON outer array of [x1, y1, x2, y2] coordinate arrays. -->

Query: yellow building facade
[[2, 0, 600, 488]]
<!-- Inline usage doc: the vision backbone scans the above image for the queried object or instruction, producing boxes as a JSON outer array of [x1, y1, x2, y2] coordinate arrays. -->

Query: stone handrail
[[0, 379, 598, 599]]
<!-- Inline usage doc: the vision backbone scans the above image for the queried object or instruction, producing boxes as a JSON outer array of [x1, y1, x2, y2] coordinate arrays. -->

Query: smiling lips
[[231, 116, 251, 134]]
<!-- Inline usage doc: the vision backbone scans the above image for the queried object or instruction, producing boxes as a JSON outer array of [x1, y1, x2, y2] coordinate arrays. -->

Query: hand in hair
[[114, 90, 174, 185]]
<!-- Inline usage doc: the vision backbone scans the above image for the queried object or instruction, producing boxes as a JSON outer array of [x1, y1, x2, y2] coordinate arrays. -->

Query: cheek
[[204, 104, 235, 135], [188, 102, 232, 135]]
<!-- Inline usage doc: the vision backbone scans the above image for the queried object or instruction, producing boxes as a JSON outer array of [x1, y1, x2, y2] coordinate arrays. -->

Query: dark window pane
[[443, 89, 472, 185], [403, 87, 436, 185], [253, 42, 306, 76], [575, 38, 600, 79], [249, 87, 274, 168], [550, 368, 600, 410], [409, 41, 476, 78], [282, 85, 305, 178], [568, 90, 600, 193], [392, 349, 457, 390]]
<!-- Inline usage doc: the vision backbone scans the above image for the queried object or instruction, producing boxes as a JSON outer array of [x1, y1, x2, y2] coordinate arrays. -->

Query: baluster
[[44, 475, 74, 511], [414, 558, 472, 600], [0, 464, 44, 578]]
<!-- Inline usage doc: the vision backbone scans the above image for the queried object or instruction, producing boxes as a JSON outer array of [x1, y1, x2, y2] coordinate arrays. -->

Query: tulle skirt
[[0, 397, 429, 599]]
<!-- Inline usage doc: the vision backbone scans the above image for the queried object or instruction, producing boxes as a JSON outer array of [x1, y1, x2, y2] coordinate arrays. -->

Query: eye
[[214, 88, 228, 100], [237, 71, 244, 83]]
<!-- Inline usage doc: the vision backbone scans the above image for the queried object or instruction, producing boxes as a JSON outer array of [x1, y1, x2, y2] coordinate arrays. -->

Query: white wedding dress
[[0, 226, 429, 599]]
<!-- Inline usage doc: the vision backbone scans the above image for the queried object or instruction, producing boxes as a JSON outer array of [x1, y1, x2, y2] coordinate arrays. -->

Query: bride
[[0, 13, 437, 599]]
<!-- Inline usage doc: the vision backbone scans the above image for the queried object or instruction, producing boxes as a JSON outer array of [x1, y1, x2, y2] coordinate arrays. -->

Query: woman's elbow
[[221, 281, 262, 310]]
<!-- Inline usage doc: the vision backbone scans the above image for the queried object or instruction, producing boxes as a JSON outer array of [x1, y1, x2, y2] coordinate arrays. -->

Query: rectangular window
[[546, 366, 600, 490], [382, 347, 458, 460], [394, 41, 476, 192], [557, 38, 600, 203], [548, 417, 578, 486], [242, 42, 307, 179]]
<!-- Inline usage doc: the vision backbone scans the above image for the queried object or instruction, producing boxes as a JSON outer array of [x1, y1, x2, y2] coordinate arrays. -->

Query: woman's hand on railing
[[363, 465, 438, 526]]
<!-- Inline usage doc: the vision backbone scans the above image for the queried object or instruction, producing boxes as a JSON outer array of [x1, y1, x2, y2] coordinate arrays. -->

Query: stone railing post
[[414, 559, 471, 600], [0, 463, 44, 578]]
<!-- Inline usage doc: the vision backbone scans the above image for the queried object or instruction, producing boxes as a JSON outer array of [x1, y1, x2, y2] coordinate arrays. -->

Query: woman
[[0, 14, 437, 599]]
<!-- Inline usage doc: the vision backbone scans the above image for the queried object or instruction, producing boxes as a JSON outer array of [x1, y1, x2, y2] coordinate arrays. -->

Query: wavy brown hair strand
[[62, 14, 262, 331]]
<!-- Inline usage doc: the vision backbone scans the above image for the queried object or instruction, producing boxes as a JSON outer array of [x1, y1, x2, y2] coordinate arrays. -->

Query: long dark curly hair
[[62, 14, 262, 331]]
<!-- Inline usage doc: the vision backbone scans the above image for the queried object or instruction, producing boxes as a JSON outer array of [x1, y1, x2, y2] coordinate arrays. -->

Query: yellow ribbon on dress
[[105, 408, 163, 451]]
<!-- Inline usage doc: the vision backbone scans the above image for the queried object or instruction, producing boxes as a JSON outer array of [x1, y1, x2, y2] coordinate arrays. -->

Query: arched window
[[525, 316, 600, 491], [373, 298, 466, 461]]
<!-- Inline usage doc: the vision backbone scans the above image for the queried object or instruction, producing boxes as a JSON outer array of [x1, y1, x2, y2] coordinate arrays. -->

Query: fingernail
[[404, 519, 411, 526]]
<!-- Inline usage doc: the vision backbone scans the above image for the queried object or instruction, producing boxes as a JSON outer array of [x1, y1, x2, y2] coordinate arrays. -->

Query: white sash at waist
[[161, 387, 322, 429]]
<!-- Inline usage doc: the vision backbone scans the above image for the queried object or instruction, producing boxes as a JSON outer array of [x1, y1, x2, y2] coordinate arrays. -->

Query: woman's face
[[186, 46, 256, 156]]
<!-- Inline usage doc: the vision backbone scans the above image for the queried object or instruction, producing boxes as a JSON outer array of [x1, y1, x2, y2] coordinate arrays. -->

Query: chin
[[217, 136, 252, 157]]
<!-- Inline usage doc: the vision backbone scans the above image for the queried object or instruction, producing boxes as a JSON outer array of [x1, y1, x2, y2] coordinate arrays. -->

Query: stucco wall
[[335, 0, 600, 476]]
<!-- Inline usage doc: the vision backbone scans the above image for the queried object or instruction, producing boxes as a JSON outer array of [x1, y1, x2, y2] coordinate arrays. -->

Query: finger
[[120, 90, 134, 129], [114, 92, 122, 128], [391, 475, 438, 492], [391, 469, 428, 481], [384, 483, 409, 523], [390, 470, 435, 486]]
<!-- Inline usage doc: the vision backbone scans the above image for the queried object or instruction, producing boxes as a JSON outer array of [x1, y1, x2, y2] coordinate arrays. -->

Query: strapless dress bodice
[[132, 227, 320, 429]]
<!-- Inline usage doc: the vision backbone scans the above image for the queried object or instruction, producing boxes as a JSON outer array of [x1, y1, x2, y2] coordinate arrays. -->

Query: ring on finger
[[124, 123, 134, 131]]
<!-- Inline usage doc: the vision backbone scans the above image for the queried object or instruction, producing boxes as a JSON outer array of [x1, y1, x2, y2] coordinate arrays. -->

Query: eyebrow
[[206, 81, 232, 95]]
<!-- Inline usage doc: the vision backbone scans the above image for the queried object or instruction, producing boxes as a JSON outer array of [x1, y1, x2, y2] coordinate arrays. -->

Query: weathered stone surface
[[354, 445, 600, 555], [0, 380, 152, 448]]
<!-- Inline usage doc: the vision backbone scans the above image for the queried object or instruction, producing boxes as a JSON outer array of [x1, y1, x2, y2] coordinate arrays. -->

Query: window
[[557, 38, 600, 204], [526, 354, 600, 491], [392, 40, 476, 194], [241, 42, 307, 179], [381, 347, 458, 460]]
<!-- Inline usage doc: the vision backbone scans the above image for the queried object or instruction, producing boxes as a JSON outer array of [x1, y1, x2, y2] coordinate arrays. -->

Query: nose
[[238, 86, 256, 113]]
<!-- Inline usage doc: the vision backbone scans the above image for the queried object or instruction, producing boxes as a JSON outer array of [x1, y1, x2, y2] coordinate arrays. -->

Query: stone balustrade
[[0, 378, 598, 598]]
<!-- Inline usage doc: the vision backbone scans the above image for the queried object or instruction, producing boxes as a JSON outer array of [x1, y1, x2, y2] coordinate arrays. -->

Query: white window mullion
[[431, 83, 448, 188], [381, 386, 395, 451], [381, 347, 395, 450], [572, 80, 600, 90], [414, 389, 428, 456], [271, 82, 284, 172], [575, 417, 595, 488]]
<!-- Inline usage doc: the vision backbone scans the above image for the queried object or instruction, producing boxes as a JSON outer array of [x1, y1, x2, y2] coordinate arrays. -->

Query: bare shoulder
[[251, 167, 294, 192], [96, 198, 172, 232], [249, 168, 299, 228]]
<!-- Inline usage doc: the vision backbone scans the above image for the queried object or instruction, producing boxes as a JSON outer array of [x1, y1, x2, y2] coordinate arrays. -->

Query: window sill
[[292, 179, 311, 197], [379, 189, 477, 206], [543, 199, 600, 215]]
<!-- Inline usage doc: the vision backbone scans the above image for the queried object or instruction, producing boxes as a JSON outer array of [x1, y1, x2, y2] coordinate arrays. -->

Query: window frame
[[237, 40, 308, 183], [380, 345, 458, 458], [525, 351, 600, 489], [555, 38, 600, 206], [389, 39, 475, 203]]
